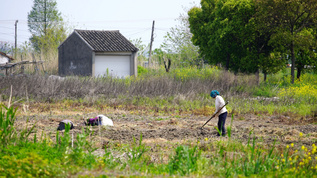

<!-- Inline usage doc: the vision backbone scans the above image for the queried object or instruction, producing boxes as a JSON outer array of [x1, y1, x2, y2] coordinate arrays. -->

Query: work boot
[[216, 133, 226, 137]]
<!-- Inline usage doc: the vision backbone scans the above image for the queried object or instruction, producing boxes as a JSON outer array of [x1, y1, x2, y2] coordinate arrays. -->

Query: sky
[[0, 0, 200, 50]]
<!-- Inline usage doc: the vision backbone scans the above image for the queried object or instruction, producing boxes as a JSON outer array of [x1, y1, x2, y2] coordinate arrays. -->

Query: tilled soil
[[16, 109, 317, 149]]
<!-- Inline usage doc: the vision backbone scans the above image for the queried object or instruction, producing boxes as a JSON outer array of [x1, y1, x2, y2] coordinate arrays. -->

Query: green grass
[[1, 67, 317, 176], [1, 105, 316, 177], [1, 66, 316, 117], [124, 67, 317, 116], [0, 104, 98, 177]]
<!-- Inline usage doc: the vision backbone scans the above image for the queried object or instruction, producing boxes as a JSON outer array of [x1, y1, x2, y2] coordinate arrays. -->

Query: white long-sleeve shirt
[[214, 95, 227, 115]]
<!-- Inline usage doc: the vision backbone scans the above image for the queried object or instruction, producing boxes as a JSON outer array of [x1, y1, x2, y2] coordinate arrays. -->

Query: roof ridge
[[74, 29, 138, 52], [75, 29, 120, 32]]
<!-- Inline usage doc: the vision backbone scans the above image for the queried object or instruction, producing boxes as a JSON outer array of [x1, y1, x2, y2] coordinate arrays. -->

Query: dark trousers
[[218, 112, 227, 135]]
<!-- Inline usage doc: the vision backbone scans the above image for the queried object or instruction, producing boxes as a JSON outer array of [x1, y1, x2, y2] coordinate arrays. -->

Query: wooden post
[[15, 20, 18, 59], [40, 55, 46, 74], [148, 20, 155, 68], [32, 53, 39, 74], [20, 55, 24, 74]]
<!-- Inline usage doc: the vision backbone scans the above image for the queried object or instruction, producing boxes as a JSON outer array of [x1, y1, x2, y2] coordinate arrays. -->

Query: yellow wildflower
[[291, 143, 294, 147]]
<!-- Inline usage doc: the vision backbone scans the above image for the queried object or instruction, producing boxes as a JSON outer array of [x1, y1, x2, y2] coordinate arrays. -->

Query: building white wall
[[94, 55, 130, 78]]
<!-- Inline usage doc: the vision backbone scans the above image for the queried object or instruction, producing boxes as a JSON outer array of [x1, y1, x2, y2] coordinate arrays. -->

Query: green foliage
[[161, 11, 201, 67], [1, 101, 317, 176], [167, 145, 201, 176], [137, 66, 149, 76], [188, 0, 259, 73], [130, 38, 148, 63], [188, 0, 317, 81], [27, 0, 67, 52], [0, 151, 64, 177], [0, 105, 101, 177], [0, 104, 17, 150], [227, 114, 234, 139], [0, 105, 36, 152], [251, 83, 278, 97], [253, 0, 317, 83], [127, 133, 147, 163]]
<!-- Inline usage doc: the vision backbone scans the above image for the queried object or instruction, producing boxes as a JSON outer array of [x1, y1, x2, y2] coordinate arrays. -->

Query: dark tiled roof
[[75, 29, 138, 52]]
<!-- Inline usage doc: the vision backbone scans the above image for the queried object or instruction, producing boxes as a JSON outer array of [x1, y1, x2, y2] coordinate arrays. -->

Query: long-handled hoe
[[200, 101, 229, 130]]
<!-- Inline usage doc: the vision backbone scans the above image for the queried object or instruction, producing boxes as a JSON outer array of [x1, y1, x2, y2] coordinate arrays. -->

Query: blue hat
[[210, 90, 220, 98]]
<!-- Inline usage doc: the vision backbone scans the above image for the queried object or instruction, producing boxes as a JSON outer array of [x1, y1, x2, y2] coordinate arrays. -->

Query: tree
[[252, 1, 286, 81], [162, 8, 200, 66], [130, 38, 148, 66], [295, 28, 317, 79], [28, 0, 66, 53], [188, 0, 258, 73], [256, 0, 317, 83]]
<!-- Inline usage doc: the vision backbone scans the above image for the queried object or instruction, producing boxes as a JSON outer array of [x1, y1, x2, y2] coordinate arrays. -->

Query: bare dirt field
[[15, 103, 317, 155]]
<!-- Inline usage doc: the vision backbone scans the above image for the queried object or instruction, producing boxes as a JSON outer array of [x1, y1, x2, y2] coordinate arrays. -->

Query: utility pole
[[148, 20, 155, 68], [15, 20, 18, 59]]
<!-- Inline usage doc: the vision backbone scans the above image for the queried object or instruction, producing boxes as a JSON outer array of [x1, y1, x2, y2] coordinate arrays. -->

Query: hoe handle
[[201, 101, 229, 129]]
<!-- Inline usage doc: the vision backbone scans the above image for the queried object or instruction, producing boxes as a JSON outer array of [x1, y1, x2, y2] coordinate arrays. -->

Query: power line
[[155, 28, 170, 31], [0, 26, 14, 30], [0, 32, 14, 36], [124, 28, 151, 37]]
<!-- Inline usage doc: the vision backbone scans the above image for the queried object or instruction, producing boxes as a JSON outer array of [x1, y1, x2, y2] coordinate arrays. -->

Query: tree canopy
[[28, 0, 67, 53], [256, 0, 317, 83], [161, 9, 201, 67], [188, 0, 317, 82], [188, 0, 257, 73]]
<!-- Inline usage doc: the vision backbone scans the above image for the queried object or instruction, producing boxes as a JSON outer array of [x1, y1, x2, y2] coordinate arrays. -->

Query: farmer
[[210, 90, 228, 136]]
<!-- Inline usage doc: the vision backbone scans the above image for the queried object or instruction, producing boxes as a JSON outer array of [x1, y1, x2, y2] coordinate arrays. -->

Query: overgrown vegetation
[[0, 66, 316, 176], [188, 0, 317, 84], [0, 104, 316, 177], [1, 66, 316, 117], [1, 0, 316, 175]]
